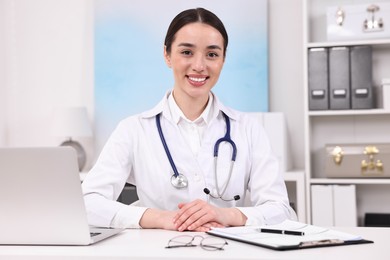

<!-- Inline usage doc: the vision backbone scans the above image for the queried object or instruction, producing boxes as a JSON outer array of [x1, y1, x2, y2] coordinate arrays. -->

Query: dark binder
[[329, 47, 350, 110], [308, 48, 329, 110], [350, 46, 373, 109]]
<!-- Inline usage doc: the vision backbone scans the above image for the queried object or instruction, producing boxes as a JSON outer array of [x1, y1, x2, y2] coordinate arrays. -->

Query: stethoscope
[[156, 112, 240, 201]]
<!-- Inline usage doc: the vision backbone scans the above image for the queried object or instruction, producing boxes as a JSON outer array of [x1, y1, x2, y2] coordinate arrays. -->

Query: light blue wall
[[95, 0, 268, 151]]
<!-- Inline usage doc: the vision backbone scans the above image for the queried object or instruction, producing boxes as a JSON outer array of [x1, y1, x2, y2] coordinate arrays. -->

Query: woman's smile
[[187, 75, 209, 87]]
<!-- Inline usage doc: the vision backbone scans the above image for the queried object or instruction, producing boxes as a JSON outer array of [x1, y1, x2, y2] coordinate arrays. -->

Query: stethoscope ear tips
[[204, 187, 240, 201]]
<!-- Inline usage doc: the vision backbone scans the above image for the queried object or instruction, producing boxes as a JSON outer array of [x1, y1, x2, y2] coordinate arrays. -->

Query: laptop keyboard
[[90, 232, 101, 237]]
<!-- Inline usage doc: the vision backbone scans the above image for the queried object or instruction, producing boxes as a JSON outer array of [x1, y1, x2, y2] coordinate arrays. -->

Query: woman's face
[[164, 22, 225, 102]]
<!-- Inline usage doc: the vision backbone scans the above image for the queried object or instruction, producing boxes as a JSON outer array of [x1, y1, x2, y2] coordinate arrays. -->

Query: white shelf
[[309, 109, 390, 117], [310, 178, 390, 185], [307, 39, 390, 48], [284, 170, 305, 181]]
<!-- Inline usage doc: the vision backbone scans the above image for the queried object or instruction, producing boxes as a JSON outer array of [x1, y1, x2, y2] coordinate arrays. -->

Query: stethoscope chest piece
[[171, 173, 188, 189]]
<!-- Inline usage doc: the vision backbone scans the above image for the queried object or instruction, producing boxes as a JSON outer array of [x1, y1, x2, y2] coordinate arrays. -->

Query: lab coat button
[[194, 174, 201, 182]]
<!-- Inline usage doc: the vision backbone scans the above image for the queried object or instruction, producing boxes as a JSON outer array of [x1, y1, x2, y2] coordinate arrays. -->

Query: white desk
[[0, 226, 389, 260]]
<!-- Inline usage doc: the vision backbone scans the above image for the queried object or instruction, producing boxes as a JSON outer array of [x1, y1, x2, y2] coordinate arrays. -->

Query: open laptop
[[0, 146, 124, 245]]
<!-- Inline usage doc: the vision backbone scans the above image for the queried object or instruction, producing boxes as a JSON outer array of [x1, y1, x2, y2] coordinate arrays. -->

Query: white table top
[[0, 226, 389, 260]]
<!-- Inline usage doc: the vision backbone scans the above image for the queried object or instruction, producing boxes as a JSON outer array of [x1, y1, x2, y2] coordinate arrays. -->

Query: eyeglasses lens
[[166, 235, 227, 251], [166, 235, 196, 249], [200, 236, 228, 251]]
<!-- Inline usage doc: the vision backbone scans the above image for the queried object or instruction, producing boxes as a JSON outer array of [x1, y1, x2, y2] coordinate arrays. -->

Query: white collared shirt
[[168, 92, 214, 156], [82, 91, 296, 228]]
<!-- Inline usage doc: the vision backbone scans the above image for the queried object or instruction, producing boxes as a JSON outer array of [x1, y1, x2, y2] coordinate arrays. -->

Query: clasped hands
[[169, 199, 247, 232], [173, 199, 226, 232], [140, 199, 247, 231]]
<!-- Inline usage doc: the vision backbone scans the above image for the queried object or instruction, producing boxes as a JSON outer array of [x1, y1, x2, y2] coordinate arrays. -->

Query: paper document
[[207, 220, 371, 250]]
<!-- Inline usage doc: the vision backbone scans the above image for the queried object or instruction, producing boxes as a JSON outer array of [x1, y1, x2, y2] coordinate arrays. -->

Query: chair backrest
[[248, 112, 292, 172]]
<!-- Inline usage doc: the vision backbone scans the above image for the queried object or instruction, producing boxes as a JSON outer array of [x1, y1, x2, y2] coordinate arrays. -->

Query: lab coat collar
[[140, 90, 240, 122]]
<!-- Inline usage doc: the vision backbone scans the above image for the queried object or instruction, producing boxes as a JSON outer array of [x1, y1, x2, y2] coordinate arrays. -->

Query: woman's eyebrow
[[207, 45, 222, 51], [177, 42, 222, 51], [177, 42, 195, 48]]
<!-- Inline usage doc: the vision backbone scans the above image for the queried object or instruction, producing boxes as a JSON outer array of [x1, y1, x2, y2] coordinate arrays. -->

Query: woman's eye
[[208, 52, 219, 58], [181, 50, 192, 56]]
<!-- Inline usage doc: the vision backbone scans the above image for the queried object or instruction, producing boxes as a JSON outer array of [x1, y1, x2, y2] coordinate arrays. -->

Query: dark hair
[[164, 8, 228, 57]]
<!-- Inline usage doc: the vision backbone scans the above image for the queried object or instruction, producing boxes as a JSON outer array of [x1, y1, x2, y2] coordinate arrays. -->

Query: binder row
[[308, 46, 374, 110]]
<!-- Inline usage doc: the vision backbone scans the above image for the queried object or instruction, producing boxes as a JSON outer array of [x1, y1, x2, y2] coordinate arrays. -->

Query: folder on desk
[[207, 220, 373, 251]]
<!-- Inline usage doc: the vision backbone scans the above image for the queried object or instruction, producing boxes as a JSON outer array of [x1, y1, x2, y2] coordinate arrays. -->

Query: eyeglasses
[[165, 235, 228, 251]]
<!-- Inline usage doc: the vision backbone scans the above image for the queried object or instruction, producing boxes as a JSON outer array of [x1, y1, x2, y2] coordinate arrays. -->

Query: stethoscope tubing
[[213, 113, 237, 198], [156, 114, 181, 179], [214, 113, 237, 161]]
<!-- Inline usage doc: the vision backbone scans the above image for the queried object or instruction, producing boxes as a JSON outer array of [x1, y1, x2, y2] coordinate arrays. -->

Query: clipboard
[[206, 220, 373, 251]]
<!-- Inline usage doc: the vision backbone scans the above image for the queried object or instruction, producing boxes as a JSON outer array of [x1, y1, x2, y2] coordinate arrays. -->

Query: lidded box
[[327, 3, 390, 41], [325, 143, 390, 178]]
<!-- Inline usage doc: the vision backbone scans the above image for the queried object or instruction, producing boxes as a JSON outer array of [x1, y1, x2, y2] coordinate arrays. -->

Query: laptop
[[0, 146, 124, 245]]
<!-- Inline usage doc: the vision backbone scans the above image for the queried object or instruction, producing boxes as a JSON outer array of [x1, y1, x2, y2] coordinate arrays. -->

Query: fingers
[[173, 199, 221, 231], [190, 222, 225, 232], [203, 221, 225, 228]]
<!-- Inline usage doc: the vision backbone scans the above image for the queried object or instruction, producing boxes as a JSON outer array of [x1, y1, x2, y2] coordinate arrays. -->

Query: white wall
[[0, 0, 6, 146], [0, 0, 95, 167], [268, 0, 304, 170], [0, 0, 305, 170]]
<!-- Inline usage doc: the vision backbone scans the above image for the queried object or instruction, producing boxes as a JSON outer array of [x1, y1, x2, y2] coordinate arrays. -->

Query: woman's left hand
[[190, 221, 225, 232], [173, 199, 247, 231]]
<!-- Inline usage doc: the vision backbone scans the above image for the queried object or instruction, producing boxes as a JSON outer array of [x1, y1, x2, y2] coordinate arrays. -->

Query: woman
[[82, 7, 296, 232]]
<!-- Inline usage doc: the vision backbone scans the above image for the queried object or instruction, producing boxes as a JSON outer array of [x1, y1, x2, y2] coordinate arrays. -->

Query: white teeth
[[189, 77, 206, 82]]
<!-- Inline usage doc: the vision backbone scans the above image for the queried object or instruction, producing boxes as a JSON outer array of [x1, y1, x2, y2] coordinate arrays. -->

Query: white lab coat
[[82, 92, 296, 228]]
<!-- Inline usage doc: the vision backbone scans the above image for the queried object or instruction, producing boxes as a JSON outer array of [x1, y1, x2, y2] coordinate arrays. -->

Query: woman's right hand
[[139, 208, 178, 230]]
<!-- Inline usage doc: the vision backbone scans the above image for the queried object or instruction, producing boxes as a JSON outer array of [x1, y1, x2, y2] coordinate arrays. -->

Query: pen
[[258, 228, 305, 236]]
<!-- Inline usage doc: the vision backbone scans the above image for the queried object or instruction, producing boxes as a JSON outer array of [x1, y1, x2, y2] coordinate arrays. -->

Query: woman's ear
[[163, 45, 172, 68]]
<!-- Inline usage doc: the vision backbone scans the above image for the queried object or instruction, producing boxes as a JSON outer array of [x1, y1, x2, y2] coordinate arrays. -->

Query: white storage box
[[327, 3, 390, 41], [376, 79, 390, 111]]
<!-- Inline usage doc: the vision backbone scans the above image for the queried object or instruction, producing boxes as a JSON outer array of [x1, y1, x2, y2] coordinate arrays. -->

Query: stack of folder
[[311, 184, 358, 227], [308, 46, 374, 111]]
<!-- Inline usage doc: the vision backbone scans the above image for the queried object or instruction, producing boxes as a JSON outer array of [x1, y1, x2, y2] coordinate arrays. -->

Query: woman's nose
[[192, 54, 205, 72]]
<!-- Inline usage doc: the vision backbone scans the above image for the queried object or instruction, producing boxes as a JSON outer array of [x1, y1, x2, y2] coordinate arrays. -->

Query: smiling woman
[[164, 21, 225, 120], [94, 0, 269, 154], [83, 6, 296, 232]]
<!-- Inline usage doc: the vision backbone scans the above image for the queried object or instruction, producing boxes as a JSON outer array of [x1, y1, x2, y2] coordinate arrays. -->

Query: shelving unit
[[303, 0, 390, 225]]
